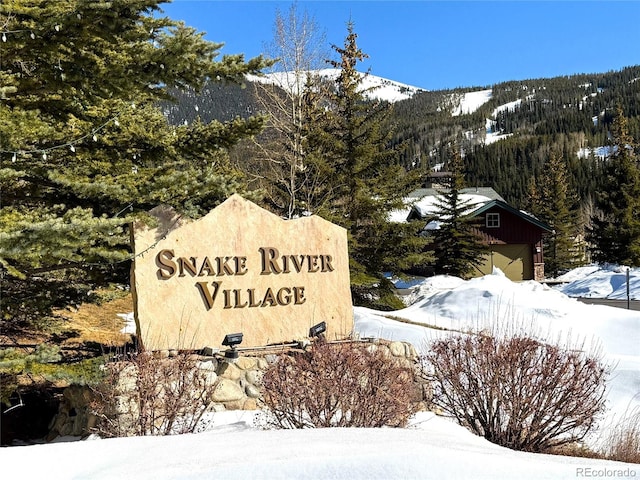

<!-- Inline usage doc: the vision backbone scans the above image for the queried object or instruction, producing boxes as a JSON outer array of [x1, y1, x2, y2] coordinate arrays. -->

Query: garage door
[[476, 244, 533, 281]]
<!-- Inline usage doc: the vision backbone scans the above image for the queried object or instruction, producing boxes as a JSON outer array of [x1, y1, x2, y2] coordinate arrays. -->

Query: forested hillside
[[167, 65, 640, 210]]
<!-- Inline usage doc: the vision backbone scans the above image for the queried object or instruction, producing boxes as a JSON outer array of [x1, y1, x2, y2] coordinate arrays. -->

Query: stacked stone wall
[[48, 340, 428, 440]]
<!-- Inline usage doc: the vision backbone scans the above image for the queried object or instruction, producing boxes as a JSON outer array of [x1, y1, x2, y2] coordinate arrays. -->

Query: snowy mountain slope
[[450, 89, 493, 116], [247, 68, 426, 103]]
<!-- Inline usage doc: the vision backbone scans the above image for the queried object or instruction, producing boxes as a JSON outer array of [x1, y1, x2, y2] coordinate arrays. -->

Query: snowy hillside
[[247, 68, 426, 103], [450, 89, 492, 116]]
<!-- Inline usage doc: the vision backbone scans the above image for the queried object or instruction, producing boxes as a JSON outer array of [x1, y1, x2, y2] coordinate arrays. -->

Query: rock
[[389, 341, 406, 357], [217, 362, 241, 380], [265, 354, 278, 365], [243, 398, 258, 410], [224, 400, 245, 410], [245, 369, 263, 386], [245, 384, 261, 399], [204, 371, 218, 385], [235, 357, 257, 370], [200, 346, 218, 357], [197, 359, 218, 371], [212, 379, 245, 403]]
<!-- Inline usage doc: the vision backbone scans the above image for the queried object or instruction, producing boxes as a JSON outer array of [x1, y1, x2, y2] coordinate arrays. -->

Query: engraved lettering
[[195, 281, 221, 310], [307, 255, 320, 273], [261, 287, 278, 306], [216, 256, 235, 276], [178, 257, 198, 277], [290, 255, 305, 273], [235, 257, 248, 275], [233, 289, 248, 308], [259, 247, 282, 274], [247, 288, 261, 307], [294, 286, 306, 305], [276, 287, 292, 305], [223, 289, 232, 309], [156, 249, 176, 279], [198, 257, 215, 276], [321, 255, 335, 272]]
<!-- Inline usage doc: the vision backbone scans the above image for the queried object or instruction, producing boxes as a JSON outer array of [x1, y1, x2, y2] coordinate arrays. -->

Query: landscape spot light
[[222, 332, 243, 359], [309, 322, 326, 338]]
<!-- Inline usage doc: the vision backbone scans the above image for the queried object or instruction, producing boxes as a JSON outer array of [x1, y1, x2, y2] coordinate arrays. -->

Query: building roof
[[392, 188, 552, 233], [469, 200, 553, 232], [406, 187, 505, 202]]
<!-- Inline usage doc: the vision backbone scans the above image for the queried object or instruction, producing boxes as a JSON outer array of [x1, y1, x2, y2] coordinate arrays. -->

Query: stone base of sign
[[46, 340, 429, 440], [132, 195, 353, 352]]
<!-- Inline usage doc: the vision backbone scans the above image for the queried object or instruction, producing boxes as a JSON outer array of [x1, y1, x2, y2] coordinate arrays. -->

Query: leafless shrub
[[261, 340, 419, 429], [599, 406, 640, 463], [422, 333, 609, 452], [91, 352, 218, 437]]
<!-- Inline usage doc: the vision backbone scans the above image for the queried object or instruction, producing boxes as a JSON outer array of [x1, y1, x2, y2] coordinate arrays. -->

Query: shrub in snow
[[91, 352, 218, 437], [422, 333, 609, 452], [261, 340, 419, 428]]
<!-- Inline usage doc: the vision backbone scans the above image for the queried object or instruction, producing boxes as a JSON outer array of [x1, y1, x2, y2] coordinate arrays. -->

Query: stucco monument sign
[[132, 194, 353, 351]]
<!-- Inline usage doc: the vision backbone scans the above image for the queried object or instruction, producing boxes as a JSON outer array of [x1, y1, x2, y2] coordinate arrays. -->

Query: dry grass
[[598, 407, 640, 464], [56, 291, 133, 347], [546, 443, 603, 459]]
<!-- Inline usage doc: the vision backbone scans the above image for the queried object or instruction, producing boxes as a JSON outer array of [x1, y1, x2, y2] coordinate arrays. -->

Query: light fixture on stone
[[309, 321, 326, 339], [222, 332, 243, 359]]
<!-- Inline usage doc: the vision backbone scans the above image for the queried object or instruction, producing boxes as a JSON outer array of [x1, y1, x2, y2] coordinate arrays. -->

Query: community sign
[[131, 194, 353, 351]]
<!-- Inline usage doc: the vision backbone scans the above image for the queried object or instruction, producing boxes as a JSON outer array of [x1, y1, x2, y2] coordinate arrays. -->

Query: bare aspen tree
[[251, 3, 330, 218]]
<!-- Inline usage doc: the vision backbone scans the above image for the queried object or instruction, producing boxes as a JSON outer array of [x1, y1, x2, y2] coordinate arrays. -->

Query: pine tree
[[0, 0, 272, 331], [588, 106, 640, 265], [528, 151, 584, 277], [301, 22, 430, 307], [431, 145, 487, 278]]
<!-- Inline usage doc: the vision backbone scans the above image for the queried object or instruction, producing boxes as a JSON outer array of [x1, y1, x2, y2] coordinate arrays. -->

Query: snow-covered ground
[[2, 265, 639, 479]]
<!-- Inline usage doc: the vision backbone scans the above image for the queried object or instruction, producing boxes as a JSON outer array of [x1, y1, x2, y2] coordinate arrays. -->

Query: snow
[[2, 265, 639, 479], [356, 266, 640, 429], [578, 146, 613, 160], [388, 192, 492, 228], [556, 264, 640, 300], [4, 410, 637, 480], [493, 98, 522, 117], [247, 68, 425, 103], [451, 89, 492, 116], [406, 193, 492, 221]]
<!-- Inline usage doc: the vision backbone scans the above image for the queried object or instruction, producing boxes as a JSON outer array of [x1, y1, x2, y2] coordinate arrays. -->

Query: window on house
[[486, 212, 500, 228]]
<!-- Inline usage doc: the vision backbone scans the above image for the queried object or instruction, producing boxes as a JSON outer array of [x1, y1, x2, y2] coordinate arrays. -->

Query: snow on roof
[[390, 192, 493, 223], [412, 193, 491, 218]]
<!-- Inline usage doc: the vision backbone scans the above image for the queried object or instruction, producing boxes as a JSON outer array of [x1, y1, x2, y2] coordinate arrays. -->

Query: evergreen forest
[[170, 65, 640, 212]]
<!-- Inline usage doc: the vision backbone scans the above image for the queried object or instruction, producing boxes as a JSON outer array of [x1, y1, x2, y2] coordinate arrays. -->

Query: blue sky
[[160, 1, 640, 90]]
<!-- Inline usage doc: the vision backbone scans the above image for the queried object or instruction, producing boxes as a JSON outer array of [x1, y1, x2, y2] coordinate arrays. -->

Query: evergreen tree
[[588, 106, 640, 265], [0, 0, 271, 331], [528, 151, 584, 277], [302, 22, 430, 308], [430, 145, 487, 278]]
